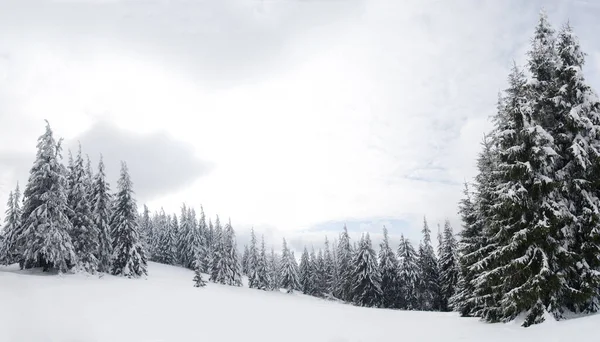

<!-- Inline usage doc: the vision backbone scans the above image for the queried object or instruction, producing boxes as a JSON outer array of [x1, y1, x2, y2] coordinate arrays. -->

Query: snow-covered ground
[[0, 262, 594, 342]]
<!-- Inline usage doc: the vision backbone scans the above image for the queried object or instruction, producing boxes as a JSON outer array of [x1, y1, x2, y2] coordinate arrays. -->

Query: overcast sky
[[1, 0, 600, 249]]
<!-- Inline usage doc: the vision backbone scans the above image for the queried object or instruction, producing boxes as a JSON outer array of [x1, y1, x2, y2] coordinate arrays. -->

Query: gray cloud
[[0, 0, 365, 88], [68, 122, 212, 203]]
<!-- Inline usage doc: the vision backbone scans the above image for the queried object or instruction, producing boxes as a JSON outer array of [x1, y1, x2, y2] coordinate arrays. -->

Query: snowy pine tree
[[139, 204, 152, 261], [299, 246, 314, 295], [268, 247, 280, 290], [418, 217, 441, 311], [91, 156, 113, 273], [397, 234, 420, 310], [335, 225, 353, 301], [109, 162, 147, 277], [350, 233, 382, 307], [438, 220, 459, 312], [247, 228, 261, 289], [0, 185, 22, 265], [67, 145, 99, 273], [378, 226, 401, 308], [19, 122, 76, 272], [279, 238, 300, 293], [253, 235, 271, 290]]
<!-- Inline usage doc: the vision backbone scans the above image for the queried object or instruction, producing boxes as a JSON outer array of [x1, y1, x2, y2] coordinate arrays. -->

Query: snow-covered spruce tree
[[379, 226, 401, 309], [224, 219, 243, 286], [323, 237, 335, 294], [67, 145, 100, 273], [279, 238, 300, 293], [139, 204, 152, 261], [19, 122, 77, 272], [110, 162, 147, 277], [209, 216, 224, 283], [314, 248, 327, 296], [178, 204, 200, 269], [452, 183, 483, 316], [552, 23, 600, 314], [473, 54, 567, 325], [299, 247, 314, 295], [197, 206, 210, 273], [247, 228, 260, 288], [193, 265, 207, 287], [91, 156, 113, 273], [242, 244, 250, 276], [439, 220, 458, 312], [155, 212, 176, 265], [268, 247, 280, 290], [335, 225, 353, 301], [397, 234, 420, 310], [418, 217, 441, 311], [350, 233, 382, 307], [170, 214, 181, 264], [250, 235, 270, 290], [0, 185, 22, 265]]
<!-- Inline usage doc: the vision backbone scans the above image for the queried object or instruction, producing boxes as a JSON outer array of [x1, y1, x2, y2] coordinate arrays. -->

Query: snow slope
[[0, 262, 594, 342]]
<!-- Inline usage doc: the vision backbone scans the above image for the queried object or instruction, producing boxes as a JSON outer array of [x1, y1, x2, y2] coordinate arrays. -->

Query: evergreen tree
[[323, 237, 334, 294], [378, 226, 401, 308], [139, 204, 152, 261], [254, 235, 271, 290], [178, 204, 200, 269], [268, 247, 280, 290], [195, 207, 209, 273], [0, 185, 22, 265], [418, 217, 441, 311], [299, 247, 314, 295], [335, 225, 353, 301], [193, 265, 207, 287], [439, 220, 459, 311], [350, 233, 382, 307], [397, 234, 420, 310], [279, 238, 300, 293], [67, 145, 99, 273], [247, 228, 261, 289], [19, 122, 76, 272], [242, 244, 250, 276], [224, 219, 242, 286], [110, 162, 147, 277], [91, 156, 113, 273], [553, 22, 600, 314], [209, 216, 224, 283], [314, 248, 327, 297]]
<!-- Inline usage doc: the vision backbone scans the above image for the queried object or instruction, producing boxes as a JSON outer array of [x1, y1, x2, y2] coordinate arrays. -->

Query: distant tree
[[0, 185, 22, 265], [279, 238, 300, 293], [350, 233, 382, 307], [418, 217, 441, 311], [438, 220, 459, 311], [397, 234, 420, 310], [378, 226, 401, 308], [299, 247, 314, 295]]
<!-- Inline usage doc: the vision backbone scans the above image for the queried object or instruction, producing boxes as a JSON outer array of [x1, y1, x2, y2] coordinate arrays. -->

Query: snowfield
[[0, 262, 594, 342]]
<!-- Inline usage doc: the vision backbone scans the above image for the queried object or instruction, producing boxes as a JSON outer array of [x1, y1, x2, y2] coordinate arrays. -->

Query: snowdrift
[[0, 262, 593, 342]]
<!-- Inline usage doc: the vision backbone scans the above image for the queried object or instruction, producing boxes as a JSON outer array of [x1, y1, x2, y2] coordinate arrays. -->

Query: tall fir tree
[[0, 185, 21, 265], [19, 122, 76, 272], [268, 246, 280, 290], [91, 156, 113, 273], [438, 220, 459, 311], [247, 228, 261, 289], [397, 234, 420, 310], [299, 247, 314, 295], [350, 233, 382, 307], [139, 205, 152, 261], [378, 226, 401, 308], [242, 244, 250, 276], [279, 238, 300, 293], [254, 235, 271, 290], [552, 22, 600, 314], [418, 217, 441, 311], [67, 145, 99, 273], [109, 162, 147, 277], [335, 225, 353, 301]]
